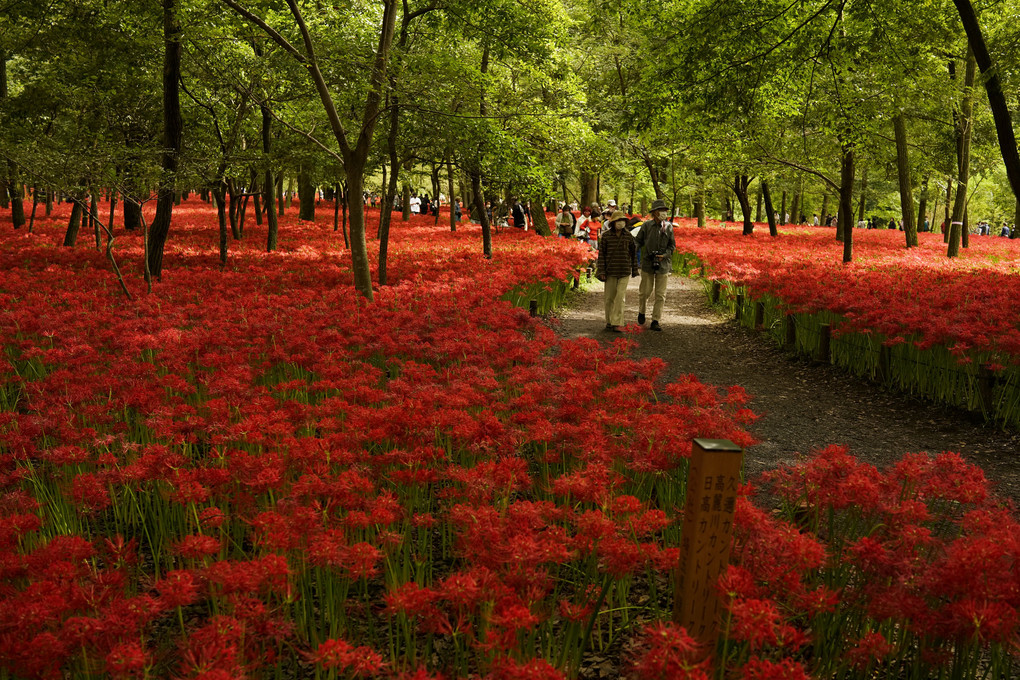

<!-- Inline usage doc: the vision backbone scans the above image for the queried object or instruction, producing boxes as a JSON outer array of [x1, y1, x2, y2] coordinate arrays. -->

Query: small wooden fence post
[[785, 313, 796, 350], [817, 323, 831, 364], [711, 280, 721, 304], [754, 301, 765, 329], [529, 300, 538, 317], [734, 294, 744, 321], [674, 438, 744, 649]]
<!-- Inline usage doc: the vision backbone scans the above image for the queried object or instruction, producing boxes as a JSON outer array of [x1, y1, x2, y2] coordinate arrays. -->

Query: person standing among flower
[[555, 204, 576, 238], [574, 206, 592, 245], [596, 210, 638, 332], [634, 199, 676, 332]]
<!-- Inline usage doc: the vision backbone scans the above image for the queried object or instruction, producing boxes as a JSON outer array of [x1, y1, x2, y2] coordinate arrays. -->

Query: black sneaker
[[637, 313, 645, 325], [650, 320, 662, 332], [605, 324, 615, 331]]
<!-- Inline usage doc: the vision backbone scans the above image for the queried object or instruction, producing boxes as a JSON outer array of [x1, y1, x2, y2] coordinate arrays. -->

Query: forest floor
[[553, 276, 1020, 506]]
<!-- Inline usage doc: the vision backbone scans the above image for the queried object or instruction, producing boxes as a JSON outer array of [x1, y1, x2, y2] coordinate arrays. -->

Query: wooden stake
[[754, 301, 765, 329], [674, 438, 744, 649], [735, 293, 744, 321], [711, 280, 721, 304], [529, 300, 538, 317], [817, 323, 831, 364]]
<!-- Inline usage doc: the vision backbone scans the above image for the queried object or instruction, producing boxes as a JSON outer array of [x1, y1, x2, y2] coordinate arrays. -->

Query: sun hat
[[650, 199, 669, 212], [607, 199, 617, 207], [609, 210, 627, 223]]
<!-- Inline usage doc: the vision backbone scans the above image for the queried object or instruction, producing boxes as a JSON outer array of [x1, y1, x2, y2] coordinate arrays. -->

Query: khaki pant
[[604, 276, 630, 327], [639, 270, 669, 321]]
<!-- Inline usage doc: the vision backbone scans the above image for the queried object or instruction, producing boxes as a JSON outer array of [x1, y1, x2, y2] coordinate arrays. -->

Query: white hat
[[607, 199, 617, 207]]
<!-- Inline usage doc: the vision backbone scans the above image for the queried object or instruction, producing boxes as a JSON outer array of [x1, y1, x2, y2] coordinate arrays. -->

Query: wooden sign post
[[673, 438, 744, 649]]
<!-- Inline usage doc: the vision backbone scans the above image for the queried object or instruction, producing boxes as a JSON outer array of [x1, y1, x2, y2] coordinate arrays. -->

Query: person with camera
[[596, 210, 639, 333], [634, 199, 676, 332]]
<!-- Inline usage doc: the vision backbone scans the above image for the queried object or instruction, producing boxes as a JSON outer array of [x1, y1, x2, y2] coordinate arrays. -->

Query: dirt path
[[553, 276, 1020, 504]]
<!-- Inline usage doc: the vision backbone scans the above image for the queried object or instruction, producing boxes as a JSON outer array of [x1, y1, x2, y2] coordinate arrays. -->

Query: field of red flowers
[[0, 202, 1018, 679], [671, 222, 1020, 360]]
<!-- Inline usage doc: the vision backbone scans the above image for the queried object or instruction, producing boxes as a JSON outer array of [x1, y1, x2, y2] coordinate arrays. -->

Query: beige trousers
[[639, 271, 669, 321], [604, 276, 630, 326]]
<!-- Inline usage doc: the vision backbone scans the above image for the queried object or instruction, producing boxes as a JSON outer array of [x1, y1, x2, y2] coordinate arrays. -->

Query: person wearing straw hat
[[595, 210, 638, 332], [634, 199, 676, 331]]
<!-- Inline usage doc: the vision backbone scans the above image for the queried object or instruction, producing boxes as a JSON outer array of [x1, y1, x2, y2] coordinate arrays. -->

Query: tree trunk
[[839, 144, 855, 263], [762, 181, 778, 237], [949, 49, 977, 258], [754, 182, 763, 222], [298, 165, 315, 221], [215, 181, 228, 266], [733, 175, 754, 236], [642, 152, 664, 200], [694, 168, 705, 227], [820, 192, 830, 223], [893, 110, 917, 246], [276, 174, 284, 217], [90, 190, 100, 248], [8, 176, 25, 229], [447, 152, 456, 232], [147, 0, 183, 279], [377, 95, 400, 286], [580, 170, 596, 209], [345, 162, 374, 298], [27, 185, 39, 233], [940, 180, 950, 237], [401, 183, 411, 221], [953, 0, 1020, 233], [262, 104, 279, 252], [779, 190, 787, 225], [917, 177, 929, 233], [530, 197, 551, 236], [790, 188, 801, 225], [857, 168, 868, 223], [63, 197, 84, 246], [471, 171, 491, 258]]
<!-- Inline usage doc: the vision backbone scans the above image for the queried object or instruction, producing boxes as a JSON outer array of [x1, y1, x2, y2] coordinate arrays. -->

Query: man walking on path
[[596, 210, 638, 332], [634, 199, 676, 332]]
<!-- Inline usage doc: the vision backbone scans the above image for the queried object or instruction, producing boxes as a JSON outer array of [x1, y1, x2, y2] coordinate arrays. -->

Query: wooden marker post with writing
[[673, 438, 744, 649]]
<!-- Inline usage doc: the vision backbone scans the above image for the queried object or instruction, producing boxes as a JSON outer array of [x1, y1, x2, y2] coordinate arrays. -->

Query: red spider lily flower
[[628, 621, 709, 680], [846, 630, 894, 669], [308, 638, 385, 675], [105, 640, 148, 678], [738, 657, 811, 680], [486, 656, 566, 680], [173, 535, 222, 559], [156, 569, 201, 609]]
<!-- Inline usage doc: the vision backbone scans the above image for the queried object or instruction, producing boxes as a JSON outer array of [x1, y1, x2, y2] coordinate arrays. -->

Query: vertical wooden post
[[711, 280, 721, 304], [878, 344, 891, 383], [734, 293, 744, 321], [674, 438, 744, 649], [978, 363, 995, 415], [784, 313, 796, 350], [754, 301, 765, 329], [529, 300, 538, 317], [817, 323, 831, 364], [572, 273, 580, 290]]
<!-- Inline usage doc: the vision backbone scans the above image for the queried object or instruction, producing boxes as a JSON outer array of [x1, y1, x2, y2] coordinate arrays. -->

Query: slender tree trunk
[[0, 53, 24, 228], [579, 171, 596, 208], [215, 181, 228, 266], [147, 0, 183, 279], [28, 185, 39, 233], [949, 49, 977, 258], [90, 189, 100, 248], [821, 192, 830, 223], [642, 152, 664, 200], [530, 197, 551, 236], [447, 152, 456, 232], [276, 174, 284, 217], [944, 179, 953, 240], [790, 187, 801, 225], [839, 144, 856, 263], [857, 168, 867, 222], [754, 182, 762, 222], [779, 190, 787, 225], [262, 103, 279, 252], [108, 189, 117, 232], [341, 182, 349, 248], [953, 0, 1020, 232], [893, 109, 917, 247], [227, 179, 241, 239], [917, 177, 929, 233], [401, 183, 411, 222], [733, 174, 754, 235], [63, 197, 84, 246], [377, 93, 400, 284], [762, 181, 778, 237], [694, 168, 705, 228], [298, 165, 315, 221]]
